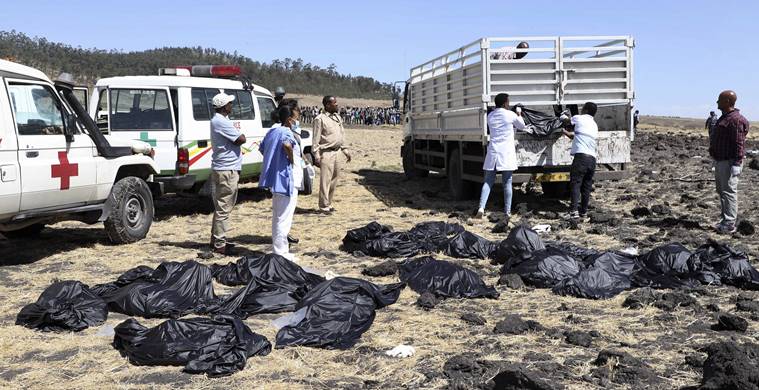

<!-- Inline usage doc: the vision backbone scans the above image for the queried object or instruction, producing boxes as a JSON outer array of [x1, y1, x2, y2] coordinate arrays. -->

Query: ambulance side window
[[8, 83, 65, 136], [96, 89, 108, 132], [227, 90, 255, 121], [110, 89, 173, 131], [191, 88, 220, 121], [257, 97, 277, 128]]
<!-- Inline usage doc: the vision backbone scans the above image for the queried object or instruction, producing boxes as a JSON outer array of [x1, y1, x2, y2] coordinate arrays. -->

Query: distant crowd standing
[[300, 106, 401, 126]]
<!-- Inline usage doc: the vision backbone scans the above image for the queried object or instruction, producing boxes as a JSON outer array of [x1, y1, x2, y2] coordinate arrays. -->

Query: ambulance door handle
[[26, 151, 39, 158]]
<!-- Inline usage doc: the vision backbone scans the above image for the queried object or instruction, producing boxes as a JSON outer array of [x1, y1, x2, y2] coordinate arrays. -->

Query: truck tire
[[447, 148, 477, 200], [104, 177, 154, 244], [541, 182, 570, 198], [2, 223, 45, 239], [402, 141, 428, 179]]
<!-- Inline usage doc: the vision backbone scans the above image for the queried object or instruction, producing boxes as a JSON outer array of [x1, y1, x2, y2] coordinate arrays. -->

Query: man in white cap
[[210, 92, 246, 255]]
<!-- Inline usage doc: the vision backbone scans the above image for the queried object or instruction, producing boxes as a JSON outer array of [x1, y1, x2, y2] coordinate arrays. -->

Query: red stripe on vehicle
[[189, 148, 212, 166]]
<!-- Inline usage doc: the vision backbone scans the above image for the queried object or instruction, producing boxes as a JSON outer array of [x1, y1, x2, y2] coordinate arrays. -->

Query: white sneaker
[[474, 208, 485, 219]]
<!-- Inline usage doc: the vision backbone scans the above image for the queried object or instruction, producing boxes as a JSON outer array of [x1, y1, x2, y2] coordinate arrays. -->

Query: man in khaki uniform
[[312, 96, 351, 212]]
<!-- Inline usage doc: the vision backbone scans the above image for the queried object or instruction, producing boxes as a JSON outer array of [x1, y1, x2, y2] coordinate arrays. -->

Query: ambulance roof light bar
[[158, 65, 241, 78]]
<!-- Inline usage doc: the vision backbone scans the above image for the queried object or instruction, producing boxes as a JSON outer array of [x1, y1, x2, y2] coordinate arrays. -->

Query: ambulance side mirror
[[63, 113, 77, 143]]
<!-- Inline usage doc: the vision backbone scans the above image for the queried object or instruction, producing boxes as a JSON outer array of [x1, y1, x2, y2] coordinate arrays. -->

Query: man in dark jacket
[[709, 90, 750, 234]]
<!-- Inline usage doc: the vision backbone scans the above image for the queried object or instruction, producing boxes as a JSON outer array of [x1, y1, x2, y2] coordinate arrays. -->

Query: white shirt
[[483, 108, 525, 171], [570, 114, 599, 157]]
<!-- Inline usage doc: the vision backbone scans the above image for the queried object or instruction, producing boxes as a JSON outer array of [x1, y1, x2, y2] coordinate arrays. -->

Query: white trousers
[[272, 189, 298, 259]]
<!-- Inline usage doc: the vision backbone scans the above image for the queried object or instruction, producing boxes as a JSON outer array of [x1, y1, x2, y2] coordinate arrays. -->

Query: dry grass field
[[0, 117, 758, 389]]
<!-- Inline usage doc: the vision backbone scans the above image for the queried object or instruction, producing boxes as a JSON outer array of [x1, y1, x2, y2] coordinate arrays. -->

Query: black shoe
[[287, 234, 299, 244], [211, 243, 236, 256]]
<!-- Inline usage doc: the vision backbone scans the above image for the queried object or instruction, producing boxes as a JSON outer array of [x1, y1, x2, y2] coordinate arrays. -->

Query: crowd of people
[[300, 105, 401, 126]]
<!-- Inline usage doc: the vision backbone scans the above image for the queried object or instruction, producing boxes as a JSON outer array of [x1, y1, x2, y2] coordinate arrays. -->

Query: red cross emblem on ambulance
[[51, 151, 79, 190]]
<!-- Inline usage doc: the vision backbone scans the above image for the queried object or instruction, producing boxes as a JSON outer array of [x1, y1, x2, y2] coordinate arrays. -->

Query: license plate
[[535, 173, 570, 182]]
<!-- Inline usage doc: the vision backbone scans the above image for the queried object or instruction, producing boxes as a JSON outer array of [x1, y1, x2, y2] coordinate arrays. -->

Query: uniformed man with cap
[[209, 92, 246, 255], [274, 86, 286, 106]]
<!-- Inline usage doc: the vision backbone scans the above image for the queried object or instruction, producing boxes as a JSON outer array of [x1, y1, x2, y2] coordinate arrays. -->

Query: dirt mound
[[623, 288, 700, 312], [361, 260, 398, 277], [493, 315, 530, 335], [497, 274, 526, 290], [461, 313, 487, 326], [443, 353, 506, 388], [590, 350, 662, 387], [416, 291, 438, 310], [493, 315, 543, 335], [700, 341, 759, 389], [443, 354, 560, 389], [488, 365, 558, 389], [738, 220, 756, 236], [564, 331, 593, 347], [711, 313, 748, 332]]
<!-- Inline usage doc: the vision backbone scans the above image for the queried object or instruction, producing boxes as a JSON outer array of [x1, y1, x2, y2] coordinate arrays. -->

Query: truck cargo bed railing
[[409, 36, 634, 112]]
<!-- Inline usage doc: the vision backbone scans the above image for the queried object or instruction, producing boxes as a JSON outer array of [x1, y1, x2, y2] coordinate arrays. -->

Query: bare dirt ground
[[1, 118, 758, 389]]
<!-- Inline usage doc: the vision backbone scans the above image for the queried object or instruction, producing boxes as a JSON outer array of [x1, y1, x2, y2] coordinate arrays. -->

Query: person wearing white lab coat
[[475, 93, 525, 220]]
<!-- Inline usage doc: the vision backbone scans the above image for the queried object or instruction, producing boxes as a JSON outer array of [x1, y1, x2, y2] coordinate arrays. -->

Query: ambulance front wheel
[[104, 177, 155, 244]]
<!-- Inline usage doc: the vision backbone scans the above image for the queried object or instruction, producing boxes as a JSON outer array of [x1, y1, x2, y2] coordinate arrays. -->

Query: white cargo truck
[[0, 59, 159, 243], [401, 36, 635, 199]]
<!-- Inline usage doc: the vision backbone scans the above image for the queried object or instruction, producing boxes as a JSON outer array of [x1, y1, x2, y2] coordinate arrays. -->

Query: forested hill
[[0, 30, 392, 99]]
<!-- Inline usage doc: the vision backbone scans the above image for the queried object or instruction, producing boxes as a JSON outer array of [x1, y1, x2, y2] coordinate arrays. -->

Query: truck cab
[[0, 59, 159, 243], [90, 66, 313, 197]]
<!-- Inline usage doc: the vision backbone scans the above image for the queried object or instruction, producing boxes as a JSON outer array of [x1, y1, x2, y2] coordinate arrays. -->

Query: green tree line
[[0, 30, 393, 99]]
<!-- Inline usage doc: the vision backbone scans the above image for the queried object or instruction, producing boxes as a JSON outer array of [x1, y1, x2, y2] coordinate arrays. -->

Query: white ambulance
[[0, 60, 159, 243], [90, 65, 313, 196]]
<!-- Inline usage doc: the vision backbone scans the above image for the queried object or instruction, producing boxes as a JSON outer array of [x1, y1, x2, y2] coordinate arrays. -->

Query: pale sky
[[2, 0, 757, 119]]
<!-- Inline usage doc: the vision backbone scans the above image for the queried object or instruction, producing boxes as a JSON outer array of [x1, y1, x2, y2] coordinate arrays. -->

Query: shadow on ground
[[154, 187, 270, 221], [0, 227, 103, 266], [355, 168, 568, 214], [157, 236, 268, 258]]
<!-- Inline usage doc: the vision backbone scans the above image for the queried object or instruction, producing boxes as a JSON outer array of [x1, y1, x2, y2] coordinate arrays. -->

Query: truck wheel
[[447, 148, 477, 200], [541, 182, 570, 198], [104, 177, 154, 244], [402, 141, 428, 179], [2, 223, 45, 239]]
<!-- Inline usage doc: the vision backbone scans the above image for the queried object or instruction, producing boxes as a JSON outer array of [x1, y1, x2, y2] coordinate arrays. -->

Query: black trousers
[[569, 153, 596, 214]]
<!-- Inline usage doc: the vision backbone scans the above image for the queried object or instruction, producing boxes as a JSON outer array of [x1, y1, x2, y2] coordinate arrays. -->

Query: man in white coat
[[475, 93, 525, 220]]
